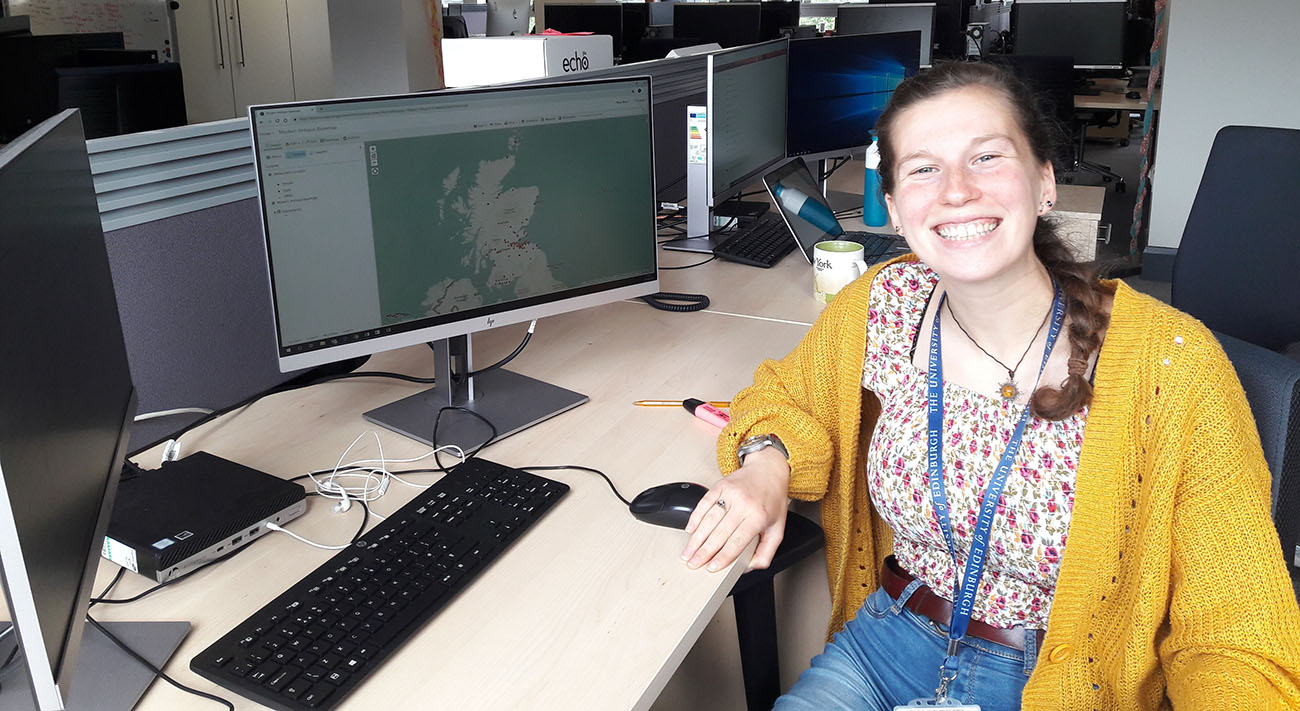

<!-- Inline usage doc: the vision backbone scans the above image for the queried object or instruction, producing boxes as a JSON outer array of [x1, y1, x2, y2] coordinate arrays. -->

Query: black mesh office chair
[[1169, 125, 1300, 596], [1072, 106, 1127, 192], [1214, 333, 1300, 596], [1170, 126, 1300, 352]]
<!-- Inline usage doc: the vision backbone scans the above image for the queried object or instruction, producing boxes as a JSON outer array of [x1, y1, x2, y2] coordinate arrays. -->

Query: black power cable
[[520, 465, 632, 506], [88, 567, 127, 608], [431, 406, 498, 472], [818, 156, 851, 182], [658, 257, 718, 271], [432, 323, 535, 383], [639, 292, 710, 312]]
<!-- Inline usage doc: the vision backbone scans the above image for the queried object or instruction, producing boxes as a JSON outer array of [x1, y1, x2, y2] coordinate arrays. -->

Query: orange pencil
[[633, 399, 730, 408]]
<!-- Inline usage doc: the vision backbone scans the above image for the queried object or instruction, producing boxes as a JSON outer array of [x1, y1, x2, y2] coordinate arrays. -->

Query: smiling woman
[[681, 61, 1300, 711], [873, 63, 1106, 421]]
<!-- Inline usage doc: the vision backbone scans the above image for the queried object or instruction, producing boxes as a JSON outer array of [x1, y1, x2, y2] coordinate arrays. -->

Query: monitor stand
[[813, 157, 864, 214], [660, 233, 722, 254], [824, 189, 863, 213], [660, 182, 722, 253], [0, 621, 189, 711], [363, 334, 588, 451]]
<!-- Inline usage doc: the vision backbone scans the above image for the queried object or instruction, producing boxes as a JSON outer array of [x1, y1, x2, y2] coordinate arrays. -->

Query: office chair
[[444, 14, 470, 39], [727, 511, 824, 710], [1170, 126, 1300, 352], [1072, 105, 1127, 192], [1169, 125, 1300, 596], [1214, 333, 1300, 596]]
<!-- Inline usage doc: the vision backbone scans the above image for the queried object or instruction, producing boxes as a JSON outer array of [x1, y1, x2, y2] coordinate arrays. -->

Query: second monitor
[[786, 31, 921, 161], [673, 39, 788, 246], [707, 39, 789, 208]]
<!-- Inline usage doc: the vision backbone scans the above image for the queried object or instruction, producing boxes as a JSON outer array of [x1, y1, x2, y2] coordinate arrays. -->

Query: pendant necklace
[[945, 298, 1054, 402]]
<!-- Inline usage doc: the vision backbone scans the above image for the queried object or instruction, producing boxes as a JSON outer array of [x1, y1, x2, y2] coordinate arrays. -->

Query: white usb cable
[[263, 521, 352, 551]]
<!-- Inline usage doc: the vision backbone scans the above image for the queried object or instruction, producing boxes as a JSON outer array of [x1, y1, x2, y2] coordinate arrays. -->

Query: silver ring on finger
[[715, 498, 728, 511]]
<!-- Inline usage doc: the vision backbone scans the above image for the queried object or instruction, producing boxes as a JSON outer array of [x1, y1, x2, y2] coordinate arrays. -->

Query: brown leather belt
[[880, 555, 1044, 653]]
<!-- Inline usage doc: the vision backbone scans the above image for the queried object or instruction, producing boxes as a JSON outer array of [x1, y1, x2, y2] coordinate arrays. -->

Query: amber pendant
[[999, 379, 1018, 402]]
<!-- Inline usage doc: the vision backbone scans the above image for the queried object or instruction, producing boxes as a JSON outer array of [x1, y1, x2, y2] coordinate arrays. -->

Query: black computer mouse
[[630, 482, 708, 529], [1126, 90, 1142, 100]]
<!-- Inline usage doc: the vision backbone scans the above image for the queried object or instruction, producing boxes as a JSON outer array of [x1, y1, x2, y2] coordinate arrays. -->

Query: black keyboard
[[839, 231, 909, 265], [191, 459, 569, 711], [711, 216, 796, 268]]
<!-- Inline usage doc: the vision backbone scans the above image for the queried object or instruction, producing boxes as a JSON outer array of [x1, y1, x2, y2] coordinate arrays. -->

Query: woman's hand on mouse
[[680, 447, 791, 573]]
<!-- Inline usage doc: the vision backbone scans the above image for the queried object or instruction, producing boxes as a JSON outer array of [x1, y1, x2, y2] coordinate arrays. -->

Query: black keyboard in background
[[711, 216, 796, 268], [191, 459, 569, 711], [841, 231, 908, 265]]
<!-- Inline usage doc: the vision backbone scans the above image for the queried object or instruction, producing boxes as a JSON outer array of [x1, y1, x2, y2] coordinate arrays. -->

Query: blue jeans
[[774, 584, 1037, 711]]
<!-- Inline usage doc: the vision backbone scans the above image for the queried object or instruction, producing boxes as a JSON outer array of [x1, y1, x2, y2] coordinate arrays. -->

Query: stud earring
[[893, 225, 903, 234]]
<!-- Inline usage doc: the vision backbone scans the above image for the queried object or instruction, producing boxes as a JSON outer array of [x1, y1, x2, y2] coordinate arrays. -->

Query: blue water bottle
[[863, 135, 889, 228]]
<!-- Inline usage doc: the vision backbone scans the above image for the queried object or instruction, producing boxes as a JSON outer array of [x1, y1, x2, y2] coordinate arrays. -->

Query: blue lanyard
[[926, 284, 1065, 695]]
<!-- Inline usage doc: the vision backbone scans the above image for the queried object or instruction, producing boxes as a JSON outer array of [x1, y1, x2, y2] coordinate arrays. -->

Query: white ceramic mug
[[813, 240, 868, 304]]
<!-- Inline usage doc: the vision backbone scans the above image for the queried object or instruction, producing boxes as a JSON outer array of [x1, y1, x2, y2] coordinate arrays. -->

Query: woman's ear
[[1039, 161, 1058, 211], [885, 193, 901, 233]]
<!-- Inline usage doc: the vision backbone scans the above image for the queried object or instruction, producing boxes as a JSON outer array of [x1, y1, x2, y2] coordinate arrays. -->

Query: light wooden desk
[[90, 298, 810, 710], [1074, 79, 1160, 144], [1073, 84, 1151, 112]]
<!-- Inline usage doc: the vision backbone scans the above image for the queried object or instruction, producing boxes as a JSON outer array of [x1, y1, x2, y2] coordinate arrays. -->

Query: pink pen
[[683, 398, 730, 428]]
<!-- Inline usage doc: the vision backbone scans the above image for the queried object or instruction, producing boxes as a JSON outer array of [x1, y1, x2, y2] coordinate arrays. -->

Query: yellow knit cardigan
[[716, 257, 1300, 709]]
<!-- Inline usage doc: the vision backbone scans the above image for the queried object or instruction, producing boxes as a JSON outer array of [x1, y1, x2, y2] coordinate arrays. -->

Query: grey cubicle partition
[[101, 199, 305, 452], [86, 119, 309, 453]]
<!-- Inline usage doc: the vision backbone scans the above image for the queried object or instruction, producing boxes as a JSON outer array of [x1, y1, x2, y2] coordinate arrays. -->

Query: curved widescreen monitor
[[249, 78, 659, 374], [706, 39, 789, 206], [786, 31, 921, 160]]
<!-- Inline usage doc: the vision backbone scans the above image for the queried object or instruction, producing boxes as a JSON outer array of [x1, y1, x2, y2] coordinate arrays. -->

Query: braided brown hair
[[874, 61, 1113, 421]]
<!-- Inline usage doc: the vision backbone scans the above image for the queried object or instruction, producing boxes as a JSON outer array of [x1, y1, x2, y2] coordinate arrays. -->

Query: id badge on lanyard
[[895, 285, 1066, 711], [894, 699, 983, 710]]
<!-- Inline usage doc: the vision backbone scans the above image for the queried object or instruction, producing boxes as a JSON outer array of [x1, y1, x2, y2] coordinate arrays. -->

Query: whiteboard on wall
[[3, 0, 178, 60]]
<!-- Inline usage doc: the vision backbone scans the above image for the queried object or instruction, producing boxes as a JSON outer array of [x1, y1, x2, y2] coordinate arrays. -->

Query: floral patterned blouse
[[862, 262, 1085, 630]]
